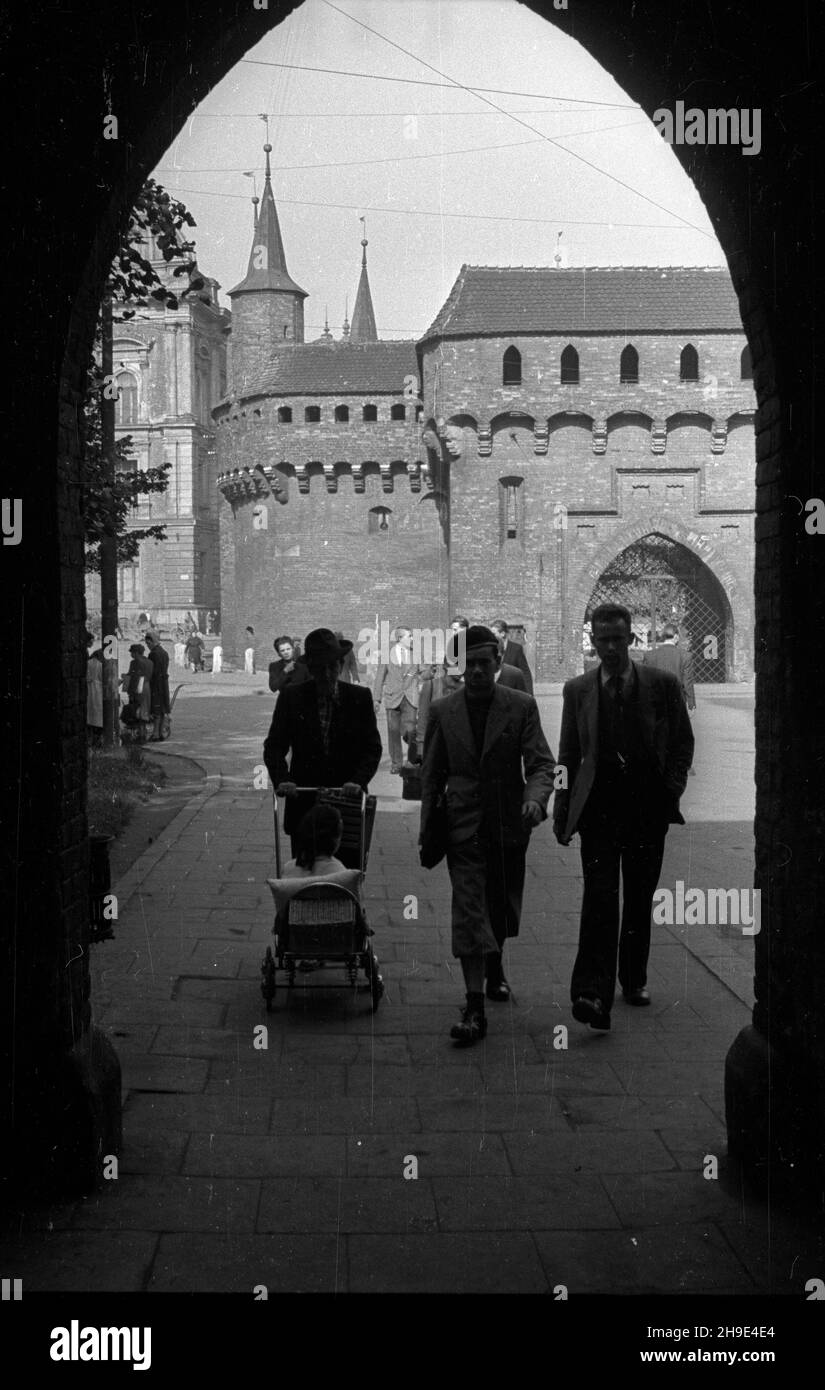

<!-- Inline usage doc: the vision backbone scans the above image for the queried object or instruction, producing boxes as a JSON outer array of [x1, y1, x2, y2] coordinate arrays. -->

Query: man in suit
[[644, 625, 696, 709], [145, 631, 171, 741], [263, 628, 382, 866], [553, 604, 694, 1030], [490, 620, 534, 695], [373, 625, 425, 772], [420, 626, 556, 1046]]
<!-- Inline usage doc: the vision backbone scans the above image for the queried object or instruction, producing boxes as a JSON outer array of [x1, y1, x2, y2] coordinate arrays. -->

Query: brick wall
[[230, 292, 305, 393], [422, 332, 755, 680]]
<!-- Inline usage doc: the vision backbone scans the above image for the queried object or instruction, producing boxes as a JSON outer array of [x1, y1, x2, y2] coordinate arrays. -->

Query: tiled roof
[[419, 266, 744, 341], [238, 341, 418, 398]]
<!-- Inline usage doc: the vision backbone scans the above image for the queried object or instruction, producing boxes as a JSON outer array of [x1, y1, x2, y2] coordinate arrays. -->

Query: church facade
[[216, 148, 756, 682]]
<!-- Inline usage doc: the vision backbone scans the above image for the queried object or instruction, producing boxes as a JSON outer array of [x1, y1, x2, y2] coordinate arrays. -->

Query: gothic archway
[[585, 532, 734, 681]]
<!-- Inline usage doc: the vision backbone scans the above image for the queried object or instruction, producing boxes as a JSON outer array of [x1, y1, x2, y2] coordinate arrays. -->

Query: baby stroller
[[260, 786, 384, 1012]]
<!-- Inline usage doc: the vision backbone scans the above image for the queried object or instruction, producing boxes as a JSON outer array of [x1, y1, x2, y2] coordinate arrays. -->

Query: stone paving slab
[[148, 1233, 342, 1293], [431, 1175, 622, 1231], [70, 1176, 260, 1233], [256, 1177, 439, 1234], [348, 1232, 549, 1293], [532, 1226, 754, 1295]]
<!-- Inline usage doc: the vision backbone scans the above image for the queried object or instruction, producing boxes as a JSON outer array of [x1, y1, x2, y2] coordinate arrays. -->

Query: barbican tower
[[215, 150, 439, 663]]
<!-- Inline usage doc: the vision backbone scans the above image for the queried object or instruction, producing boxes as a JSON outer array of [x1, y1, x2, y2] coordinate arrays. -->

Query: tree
[[83, 179, 204, 570], [84, 179, 204, 744]]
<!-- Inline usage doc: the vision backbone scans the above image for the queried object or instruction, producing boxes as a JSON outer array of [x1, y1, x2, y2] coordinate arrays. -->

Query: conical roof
[[350, 237, 378, 343], [229, 144, 307, 299]]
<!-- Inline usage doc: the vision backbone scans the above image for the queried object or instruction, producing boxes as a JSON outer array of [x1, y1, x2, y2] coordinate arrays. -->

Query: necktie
[[609, 674, 626, 760]]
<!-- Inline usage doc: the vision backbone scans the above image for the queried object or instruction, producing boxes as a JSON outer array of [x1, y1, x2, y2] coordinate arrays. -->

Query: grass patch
[[87, 744, 167, 839]]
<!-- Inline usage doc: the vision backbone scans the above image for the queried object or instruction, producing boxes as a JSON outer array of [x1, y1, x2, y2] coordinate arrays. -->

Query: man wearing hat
[[419, 625, 556, 1045], [122, 643, 153, 741], [263, 628, 382, 865]]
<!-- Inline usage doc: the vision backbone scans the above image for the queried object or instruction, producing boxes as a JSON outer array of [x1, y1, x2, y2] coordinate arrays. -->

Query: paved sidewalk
[[2, 687, 821, 1295]]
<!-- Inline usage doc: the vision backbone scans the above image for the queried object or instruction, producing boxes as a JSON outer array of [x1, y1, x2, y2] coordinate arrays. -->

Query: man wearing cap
[[263, 628, 382, 866], [419, 625, 556, 1046]]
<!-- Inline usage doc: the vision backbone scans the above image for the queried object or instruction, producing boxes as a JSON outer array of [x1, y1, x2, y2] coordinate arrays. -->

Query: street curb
[[111, 755, 222, 910]]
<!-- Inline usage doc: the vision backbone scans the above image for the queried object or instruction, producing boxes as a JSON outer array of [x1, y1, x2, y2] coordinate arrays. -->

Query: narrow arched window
[[305, 406, 321, 422], [680, 344, 699, 381], [619, 345, 639, 384], [391, 404, 406, 421], [335, 404, 349, 423], [560, 345, 579, 385], [277, 406, 292, 423], [740, 345, 753, 380], [362, 404, 377, 422], [115, 371, 138, 425], [502, 346, 521, 387]]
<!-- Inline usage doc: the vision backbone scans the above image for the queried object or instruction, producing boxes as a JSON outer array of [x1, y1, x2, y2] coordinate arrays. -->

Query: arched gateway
[[585, 533, 734, 681]]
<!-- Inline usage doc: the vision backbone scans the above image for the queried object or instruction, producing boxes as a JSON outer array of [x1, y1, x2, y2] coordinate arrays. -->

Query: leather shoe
[[450, 999, 487, 1046], [572, 995, 611, 1030], [623, 987, 651, 1006], [571, 995, 611, 1030]]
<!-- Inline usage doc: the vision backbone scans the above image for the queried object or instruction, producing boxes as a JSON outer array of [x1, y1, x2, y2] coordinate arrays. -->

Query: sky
[[153, 0, 726, 341]]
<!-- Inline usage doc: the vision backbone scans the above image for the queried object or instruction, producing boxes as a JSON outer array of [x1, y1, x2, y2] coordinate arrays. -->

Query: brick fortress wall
[[216, 393, 447, 663], [421, 331, 756, 681]]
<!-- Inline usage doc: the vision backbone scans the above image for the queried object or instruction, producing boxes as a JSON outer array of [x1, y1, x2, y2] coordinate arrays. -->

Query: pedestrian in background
[[373, 626, 424, 773], [145, 631, 171, 741], [269, 635, 310, 695], [86, 636, 103, 746], [185, 631, 204, 672], [490, 620, 534, 695]]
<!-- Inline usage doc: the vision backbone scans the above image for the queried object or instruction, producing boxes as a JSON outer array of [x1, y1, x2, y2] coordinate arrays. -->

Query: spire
[[319, 306, 333, 346], [342, 295, 350, 340], [349, 219, 378, 343], [229, 141, 307, 300]]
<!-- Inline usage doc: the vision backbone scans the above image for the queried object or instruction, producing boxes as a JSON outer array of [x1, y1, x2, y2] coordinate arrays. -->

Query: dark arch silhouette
[[6, 0, 821, 1209], [502, 345, 522, 387], [561, 344, 580, 384], [680, 343, 700, 381], [619, 344, 639, 383]]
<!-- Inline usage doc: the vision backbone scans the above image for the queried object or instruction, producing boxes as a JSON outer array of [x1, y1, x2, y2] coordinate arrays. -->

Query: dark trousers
[[386, 697, 417, 767], [571, 768, 668, 1011], [446, 835, 527, 958]]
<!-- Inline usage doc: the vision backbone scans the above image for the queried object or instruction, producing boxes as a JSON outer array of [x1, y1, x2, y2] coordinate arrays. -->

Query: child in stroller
[[282, 803, 347, 881], [280, 803, 361, 970]]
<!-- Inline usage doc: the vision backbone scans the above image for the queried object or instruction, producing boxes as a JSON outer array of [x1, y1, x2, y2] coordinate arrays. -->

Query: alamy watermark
[[357, 623, 467, 672], [653, 102, 761, 157], [652, 880, 761, 935]]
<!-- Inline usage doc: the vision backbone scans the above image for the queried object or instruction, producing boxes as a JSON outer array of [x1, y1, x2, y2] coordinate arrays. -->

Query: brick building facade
[[218, 159, 755, 680]]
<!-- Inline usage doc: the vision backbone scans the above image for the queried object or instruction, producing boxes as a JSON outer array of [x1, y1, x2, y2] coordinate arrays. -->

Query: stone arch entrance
[[585, 532, 735, 681], [7, 0, 822, 1202]]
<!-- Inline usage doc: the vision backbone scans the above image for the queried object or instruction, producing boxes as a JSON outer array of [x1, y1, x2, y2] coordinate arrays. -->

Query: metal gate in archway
[[585, 533, 731, 681]]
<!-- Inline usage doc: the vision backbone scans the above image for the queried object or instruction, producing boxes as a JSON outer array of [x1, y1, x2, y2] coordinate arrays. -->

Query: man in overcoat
[[553, 603, 694, 1030], [419, 626, 556, 1045], [263, 628, 382, 866]]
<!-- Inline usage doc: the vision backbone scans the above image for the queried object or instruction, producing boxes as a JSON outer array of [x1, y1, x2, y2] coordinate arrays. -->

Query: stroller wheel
[[366, 944, 384, 1012], [260, 946, 276, 1011]]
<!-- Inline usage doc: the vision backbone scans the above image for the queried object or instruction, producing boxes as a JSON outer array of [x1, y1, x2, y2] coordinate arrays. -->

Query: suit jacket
[[644, 642, 696, 706], [502, 639, 534, 695], [553, 663, 694, 841], [263, 679, 382, 834], [497, 662, 526, 691], [268, 656, 311, 695], [420, 684, 556, 850], [373, 654, 424, 708]]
